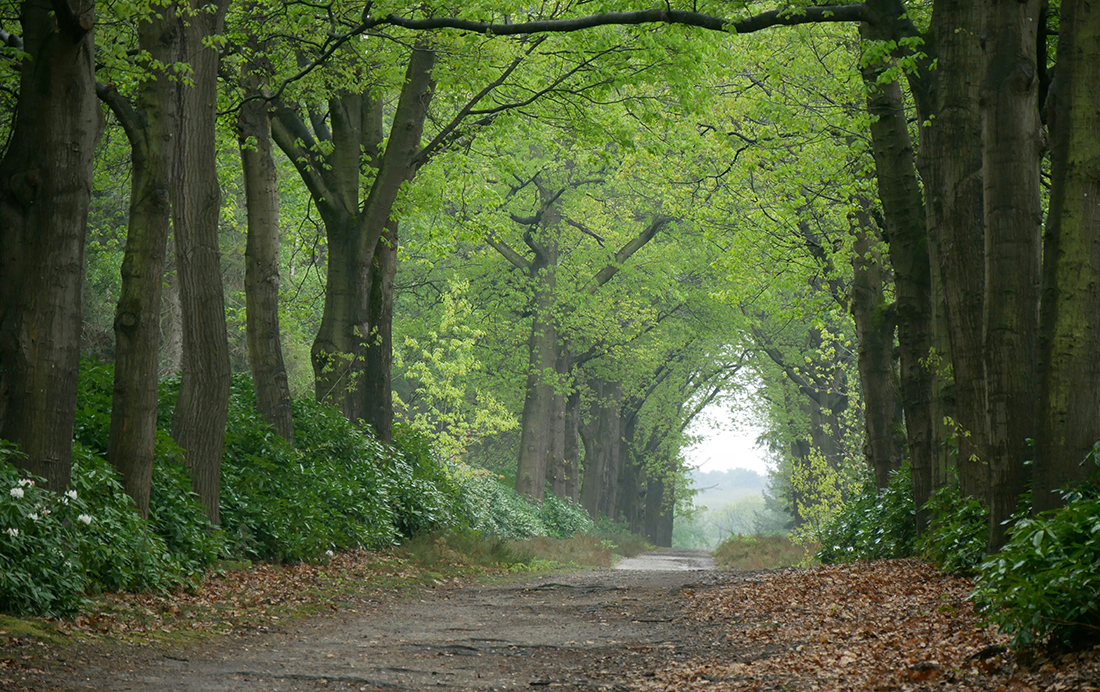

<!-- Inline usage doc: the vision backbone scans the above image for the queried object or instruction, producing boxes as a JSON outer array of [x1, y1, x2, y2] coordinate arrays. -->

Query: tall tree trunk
[[547, 345, 575, 499], [861, 16, 935, 534], [980, 0, 1043, 549], [928, 262, 956, 494], [99, 6, 179, 516], [363, 220, 398, 441], [161, 262, 183, 376], [0, 0, 98, 491], [849, 207, 903, 489], [579, 380, 622, 519], [171, 0, 231, 524], [239, 35, 294, 445], [563, 387, 582, 502], [1034, 0, 1100, 514], [918, 0, 989, 502], [272, 49, 433, 436], [515, 244, 558, 501]]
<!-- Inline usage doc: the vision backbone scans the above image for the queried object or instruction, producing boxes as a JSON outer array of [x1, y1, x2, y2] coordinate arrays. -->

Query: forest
[[1, 0, 1099, 655]]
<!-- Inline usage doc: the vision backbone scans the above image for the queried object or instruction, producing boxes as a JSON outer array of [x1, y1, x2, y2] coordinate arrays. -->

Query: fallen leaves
[[640, 559, 1100, 691]]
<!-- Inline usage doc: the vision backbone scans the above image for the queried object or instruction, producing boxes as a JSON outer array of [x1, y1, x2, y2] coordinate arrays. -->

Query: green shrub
[[451, 465, 546, 538], [69, 446, 185, 593], [73, 360, 222, 573], [815, 463, 917, 564], [148, 442, 223, 575], [390, 424, 460, 538], [538, 493, 594, 538], [0, 442, 88, 615], [973, 483, 1100, 649], [218, 386, 399, 562], [919, 479, 988, 574], [1, 442, 192, 615]]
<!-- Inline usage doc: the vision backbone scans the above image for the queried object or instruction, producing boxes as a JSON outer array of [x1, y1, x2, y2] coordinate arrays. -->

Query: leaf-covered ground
[[651, 559, 1100, 691], [2, 554, 1098, 690]]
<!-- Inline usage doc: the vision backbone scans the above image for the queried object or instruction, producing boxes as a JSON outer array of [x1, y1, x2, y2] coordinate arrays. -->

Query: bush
[[390, 424, 460, 538], [973, 483, 1100, 649], [1, 442, 193, 615], [74, 360, 223, 574], [815, 463, 917, 564], [219, 386, 399, 562], [538, 493, 594, 538], [69, 446, 184, 594], [0, 443, 88, 615], [450, 465, 545, 538], [919, 480, 988, 574]]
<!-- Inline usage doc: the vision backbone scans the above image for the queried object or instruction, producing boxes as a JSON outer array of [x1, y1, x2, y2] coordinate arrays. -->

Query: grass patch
[[712, 534, 811, 570], [395, 530, 533, 573], [0, 614, 69, 646]]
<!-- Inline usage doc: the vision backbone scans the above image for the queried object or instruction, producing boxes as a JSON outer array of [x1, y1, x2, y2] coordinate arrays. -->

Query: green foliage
[[389, 424, 460, 539], [973, 482, 1100, 649], [790, 447, 864, 548], [538, 494, 594, 538], [393, 280, 518, 461], [0, 443, 88, 616], [69, 446, 184, 594], [1, 441, 196, 616], [73, 360, 223, 574], [815, 464, 917, 564], [147, 448, 224, 575], [450, 465, 546, 539], [219, 381, 399, 562], [919, 480, 989, 574]]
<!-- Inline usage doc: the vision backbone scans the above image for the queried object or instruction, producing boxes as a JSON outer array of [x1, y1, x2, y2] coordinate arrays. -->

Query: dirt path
[[67, 548, 738, 691]]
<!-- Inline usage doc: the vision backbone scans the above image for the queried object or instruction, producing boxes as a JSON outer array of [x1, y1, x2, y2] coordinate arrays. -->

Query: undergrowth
[[713, 534, 809, 570], [3, 362, 619, 616]]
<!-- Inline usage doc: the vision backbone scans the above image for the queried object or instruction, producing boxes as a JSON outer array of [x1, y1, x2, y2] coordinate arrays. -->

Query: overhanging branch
[[377, 5, 867, 36]]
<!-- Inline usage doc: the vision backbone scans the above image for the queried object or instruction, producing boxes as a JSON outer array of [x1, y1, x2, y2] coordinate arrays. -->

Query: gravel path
[[64, 549, 745, 691]]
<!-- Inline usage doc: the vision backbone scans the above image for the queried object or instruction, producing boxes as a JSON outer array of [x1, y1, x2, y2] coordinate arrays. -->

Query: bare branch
[[590, 215, 673, 290], [377, 5, 867, 37]]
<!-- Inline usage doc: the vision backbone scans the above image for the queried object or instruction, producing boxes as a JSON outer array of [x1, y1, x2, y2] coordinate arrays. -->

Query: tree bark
[[271, 48, 434, 437], [99, 6, 179, 516], [363, 220, 398, 441], [861, 15, 934, 533], [547, 345, 575, 499], [1033, 0, 1100, 514], [917, 0, 990, 502], [0, 0, 98, 491], [514, 203, 561, 501], [239, 30, 294, 445], [579, 379, 622, 519], [171, 0, 232, 524], [849, 207, 903, 489], [980, 0, 1043, 549]]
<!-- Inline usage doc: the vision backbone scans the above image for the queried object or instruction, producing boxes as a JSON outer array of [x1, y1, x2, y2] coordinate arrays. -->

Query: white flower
[[77, 514, 93, 526], [325, 550, 335, 557], [9, 487, 23, 499], [65, 490, 78, 500], [17, 479, 34, 487], [5, 528, 18, 537], [27, 512, 39, 522]]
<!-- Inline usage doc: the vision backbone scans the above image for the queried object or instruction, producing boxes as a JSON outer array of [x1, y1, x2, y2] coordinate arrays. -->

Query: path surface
[[69, 549, 745, 691]]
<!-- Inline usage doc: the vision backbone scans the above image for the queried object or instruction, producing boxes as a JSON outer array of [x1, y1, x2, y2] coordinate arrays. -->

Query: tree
[[95, 3, 181, 516], [171, 0, 232, 524], [237, 14, 294, 443], [1033, 0, 1100, 514], [0, 0, 99, 491]]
